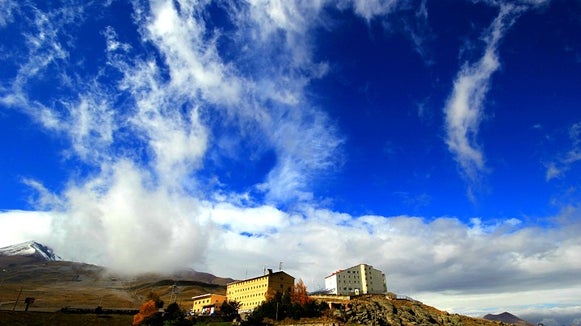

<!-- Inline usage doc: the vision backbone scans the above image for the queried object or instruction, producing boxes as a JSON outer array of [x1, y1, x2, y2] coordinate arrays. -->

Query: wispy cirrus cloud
[[343, 0, 400, 21], [444, 3, 524, 193], [0, 0, 18, 26], [545, 122, 581, 181], [2, 1, 580, 323], [407, 0, 433, 64], [0, 0, 348, 272], [0, 2, 113, 164]]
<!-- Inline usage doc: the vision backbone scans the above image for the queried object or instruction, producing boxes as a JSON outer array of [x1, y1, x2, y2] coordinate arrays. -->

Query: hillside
[[294, 294, 514, 326], [0, 257, 231, 312], [0, 242, 522, 325], [0, 241, 62, 267], [484, 312, 533, 326]]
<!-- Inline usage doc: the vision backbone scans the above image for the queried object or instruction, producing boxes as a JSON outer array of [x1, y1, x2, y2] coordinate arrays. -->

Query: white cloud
[[0, 210, 53, 247], [45, 160, 212, 274], [199, 205, 581, 320], [202, 204, 581, 294], [210, 203, 288, 234], [0, 0, 18, 27], [142, 0, 242, 106], [444, 4, 523, 187], [1, 199, 580, 319], [344, 0, 400, 21], [416, 287, 581, 322]]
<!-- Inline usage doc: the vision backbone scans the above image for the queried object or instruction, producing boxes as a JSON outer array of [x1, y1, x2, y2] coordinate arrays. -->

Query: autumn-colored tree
[[291, 279, 311, 306], [146, 291, 164, 308], [132, 300, 158, 325], [265, 288, 277, 301], [220, 300, 241, 317], [244, 285, 328, 325]]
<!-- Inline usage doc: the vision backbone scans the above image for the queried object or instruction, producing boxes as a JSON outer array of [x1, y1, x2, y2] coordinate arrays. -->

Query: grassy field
[[0, 311, 134, 326]]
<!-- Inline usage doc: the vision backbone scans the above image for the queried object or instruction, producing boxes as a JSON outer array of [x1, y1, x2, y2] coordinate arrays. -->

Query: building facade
[[191, 293, 227, 315], [324, 263, 387, 296], [226, 269, 295, 312]]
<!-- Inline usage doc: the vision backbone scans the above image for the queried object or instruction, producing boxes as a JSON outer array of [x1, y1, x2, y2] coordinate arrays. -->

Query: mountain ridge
[[0, 240, 234, 285], [482, 311, 533, 325], [0, 240, 62, 262]]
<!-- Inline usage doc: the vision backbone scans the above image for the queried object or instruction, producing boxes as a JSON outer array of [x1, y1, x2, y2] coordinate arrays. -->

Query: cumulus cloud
[[201, 202, 581, 294], [0, 210, 53, 247], [43, 161, 212, 274], [200, 204, 581, 322]]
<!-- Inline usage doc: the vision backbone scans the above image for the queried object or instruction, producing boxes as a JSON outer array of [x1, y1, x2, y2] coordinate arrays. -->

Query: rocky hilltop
[[319, 294, 508, 326]]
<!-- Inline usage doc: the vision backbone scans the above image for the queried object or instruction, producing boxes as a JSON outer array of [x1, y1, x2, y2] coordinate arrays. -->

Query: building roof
[[191, 293, 226, 300], [227, 270, 294, 286], [324, 263, 379, 278], [324, 269, 343, 279]]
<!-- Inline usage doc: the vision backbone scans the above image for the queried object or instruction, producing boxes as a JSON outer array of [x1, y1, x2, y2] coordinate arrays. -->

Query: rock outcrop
[[329, 295, 508, 326]]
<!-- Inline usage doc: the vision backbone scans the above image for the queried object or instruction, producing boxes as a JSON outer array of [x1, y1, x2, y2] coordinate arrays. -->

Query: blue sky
[[1, 1, 581, 324]]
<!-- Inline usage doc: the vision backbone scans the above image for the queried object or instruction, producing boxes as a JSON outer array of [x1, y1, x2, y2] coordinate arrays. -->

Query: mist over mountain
[[0, 240, 233, 283]]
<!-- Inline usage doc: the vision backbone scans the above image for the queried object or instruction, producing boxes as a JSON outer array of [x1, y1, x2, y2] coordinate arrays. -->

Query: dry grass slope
[[0, 259, 227, 313], [0, 311, 133, 326]]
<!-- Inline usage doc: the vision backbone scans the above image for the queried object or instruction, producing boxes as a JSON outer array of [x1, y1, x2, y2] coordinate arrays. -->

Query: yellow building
[[191, 293, 227, 315], [227, 269, 295, 312]]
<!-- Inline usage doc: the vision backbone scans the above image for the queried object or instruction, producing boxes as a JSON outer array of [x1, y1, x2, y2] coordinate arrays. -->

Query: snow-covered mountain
[[0, 240, 62, 261]]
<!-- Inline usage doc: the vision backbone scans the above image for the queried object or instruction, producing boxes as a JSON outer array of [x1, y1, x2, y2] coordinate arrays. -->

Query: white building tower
[[324, 263, 387, 296]]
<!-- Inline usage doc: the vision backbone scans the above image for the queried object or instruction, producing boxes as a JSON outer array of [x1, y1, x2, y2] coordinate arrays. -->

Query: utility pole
[[170, 283, 179, 303], [13, 287, 22, 311], [0, 269, 6, 308], [0, 269, 6, 287]]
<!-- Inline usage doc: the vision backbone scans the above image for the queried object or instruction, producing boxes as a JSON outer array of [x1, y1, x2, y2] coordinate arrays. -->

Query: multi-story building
[[191, 293, 227, 315], [226, 269, 295, 312], [324, 263, 387, 296]]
